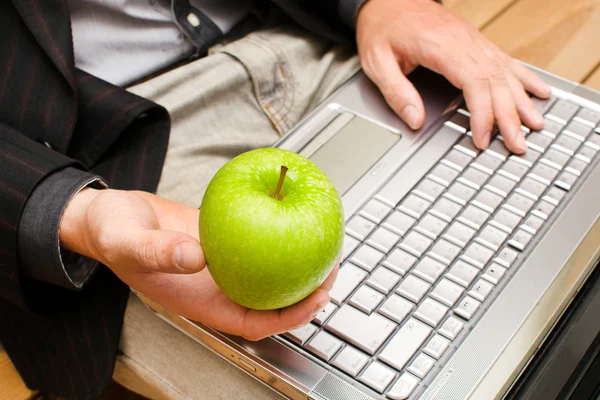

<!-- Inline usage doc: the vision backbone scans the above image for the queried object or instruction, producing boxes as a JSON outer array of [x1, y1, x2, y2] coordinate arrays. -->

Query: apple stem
[[273, 165, 288, 200]]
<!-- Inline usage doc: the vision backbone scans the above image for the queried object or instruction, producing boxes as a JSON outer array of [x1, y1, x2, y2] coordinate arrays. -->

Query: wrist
[[60, 187, 101, 258]]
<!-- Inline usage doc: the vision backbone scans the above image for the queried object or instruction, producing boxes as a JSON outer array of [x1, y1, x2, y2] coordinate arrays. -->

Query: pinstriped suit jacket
[[0, 0, 354, 398]]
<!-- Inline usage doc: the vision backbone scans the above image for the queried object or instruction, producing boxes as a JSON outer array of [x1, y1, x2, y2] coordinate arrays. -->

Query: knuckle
[[137, 238, 160, 270]]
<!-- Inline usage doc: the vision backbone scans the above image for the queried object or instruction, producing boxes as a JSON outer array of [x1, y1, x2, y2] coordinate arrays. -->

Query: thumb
[[124, 228, 205, 274], [362, 46, 425, 129]]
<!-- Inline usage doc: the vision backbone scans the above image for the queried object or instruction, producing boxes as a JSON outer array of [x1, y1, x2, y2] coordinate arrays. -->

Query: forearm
[[59, 187, 102, 259]]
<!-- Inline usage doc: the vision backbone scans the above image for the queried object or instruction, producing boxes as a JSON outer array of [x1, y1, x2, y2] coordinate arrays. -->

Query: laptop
[[137, 64, 600, 399]]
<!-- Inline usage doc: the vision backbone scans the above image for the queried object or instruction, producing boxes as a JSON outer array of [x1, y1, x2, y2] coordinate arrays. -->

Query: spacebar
[[376, 125, 462, 207]]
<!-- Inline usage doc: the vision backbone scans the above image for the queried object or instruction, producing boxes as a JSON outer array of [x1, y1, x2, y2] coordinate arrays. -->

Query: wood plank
[[584, 65, 600, 91], [0, 350, 34, 400], [445, 0, 517, 29], [482, 0, 600, 83]]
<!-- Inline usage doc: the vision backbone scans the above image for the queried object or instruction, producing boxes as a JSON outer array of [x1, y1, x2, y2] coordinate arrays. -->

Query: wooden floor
[[2, 0, 600, 399]]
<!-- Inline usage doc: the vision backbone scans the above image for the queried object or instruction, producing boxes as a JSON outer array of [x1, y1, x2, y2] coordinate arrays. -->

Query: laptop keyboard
[[284, 97, 600, 399]]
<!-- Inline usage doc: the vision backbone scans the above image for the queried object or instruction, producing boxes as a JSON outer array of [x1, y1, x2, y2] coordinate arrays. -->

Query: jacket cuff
[[18, 167, 107, 290]]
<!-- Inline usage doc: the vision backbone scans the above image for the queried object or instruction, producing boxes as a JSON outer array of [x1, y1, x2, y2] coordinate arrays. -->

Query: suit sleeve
[[0, 124, 99, 307]]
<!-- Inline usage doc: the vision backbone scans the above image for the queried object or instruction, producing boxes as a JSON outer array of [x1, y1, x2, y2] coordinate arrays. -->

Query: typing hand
[[356, 0, 552, 154], [61, 188, 336, 340]]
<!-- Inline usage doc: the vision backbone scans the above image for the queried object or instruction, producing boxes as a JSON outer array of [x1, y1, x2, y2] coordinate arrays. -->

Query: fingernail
[[532, 109, 545, 126], [401, 105, 420, 130], [542, 85, 552, 97], [175, 242, 199, 271], [515, 131, 528, 153], [312, 298, 330, 317]]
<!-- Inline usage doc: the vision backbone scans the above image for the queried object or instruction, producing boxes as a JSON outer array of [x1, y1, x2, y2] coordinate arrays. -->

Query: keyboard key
[[482, 263, 508, 284], [361, 198, 392, 223], [555, 170, 578, 191], [543, 148, 571, 169], [508, 229, 534, 251], [412, 257, 447, 284], [454, 296, 481, 320], [415, 214, 448, 239], [378, 294, 414, 323], [414, 178, 446, 202], [332, 346, 369, 377], [518, 176, 548, 199], [510, 148, 542, 167], [447, 260, 479, 287], [473, 152, 503, 174], [444, 221, 476, 247], [387, 373, 420, 400], [566, 158, 588, 175], [554, 134, 582, 154], [285, 324, 317, 345], [350, 285, 385, 314], [459, 167, 490, 189], [429, 164, 460, 186], [471, 189, 504, 213], [408, 354, 436, 379], [346, 215, 377, 241], [438, 316, 465, 340], [383, 248, 418, 275], [446, 111, 470, 133], [396, 275, 431, 303], [399, 231, 433, 258], [367, 267, 401, 294], [423, 334, 450, 359], [455, 135, 481, 157], [430, 239, 462, 264], [442, 149, 472, 171], [383, 211, 416, 236], [486, 174, 517, 197], [574, 107, 600, 126], [491, 208, 522, 232], [530, 163, 560, 183], [588, 132, 600, 147], [351, 245, 385, 272], [522, 214, 545, 234], [495, 246, 519, 268], [314, 302, 337, 325], [458, 204, 491, 230], [542, 117, 564, 136], [446, 181, 477, 205], [527, 131, 553, 151], [379, 318, 432, 371], [415, 298, 449, 327], [532, 96, 556, 115], [431, 278, 464, 307], [342, 235, 360, 260], [326, 304, 396, 354], [487, 139, 511, 160], [564, 120, 592, 139], [504, 192, 535, 217], [468, 278, 494, 302], [368, 227, 400, 253], [461, 242, 494, 269], [477, 224, 509, 251], [398, 194, 431, 219], [306, 331, 343, 361], [430, 197, 463, 222], [547, 99, 579, 124], [500, 159, 529, 181], [330, 264, 367, 304], [576, 145, 598, 160], [358, 361, 396, 393], [532, 200, 556, 219]]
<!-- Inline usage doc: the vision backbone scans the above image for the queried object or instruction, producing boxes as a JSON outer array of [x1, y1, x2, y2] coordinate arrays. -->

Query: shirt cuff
[[18, 167, 107, 290], [339, 0, 443, 29]]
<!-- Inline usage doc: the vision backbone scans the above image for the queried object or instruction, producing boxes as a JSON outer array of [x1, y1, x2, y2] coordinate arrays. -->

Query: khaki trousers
[[120, 16, 360, 400]]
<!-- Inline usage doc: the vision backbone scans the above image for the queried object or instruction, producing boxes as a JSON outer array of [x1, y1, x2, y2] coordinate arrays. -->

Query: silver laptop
[[139, 64, 600, 399]]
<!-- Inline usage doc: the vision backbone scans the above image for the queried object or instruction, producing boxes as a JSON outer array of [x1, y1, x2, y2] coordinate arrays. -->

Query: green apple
[[199, 148, 344, 310]]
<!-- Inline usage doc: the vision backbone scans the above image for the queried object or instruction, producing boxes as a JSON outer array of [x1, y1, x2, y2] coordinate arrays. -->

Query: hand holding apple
[[200, 148, 344, 310], [60, 187, 339, 340]]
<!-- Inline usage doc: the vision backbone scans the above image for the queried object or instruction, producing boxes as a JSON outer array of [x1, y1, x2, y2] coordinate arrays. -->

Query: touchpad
[[301, 113, 401, 195]]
